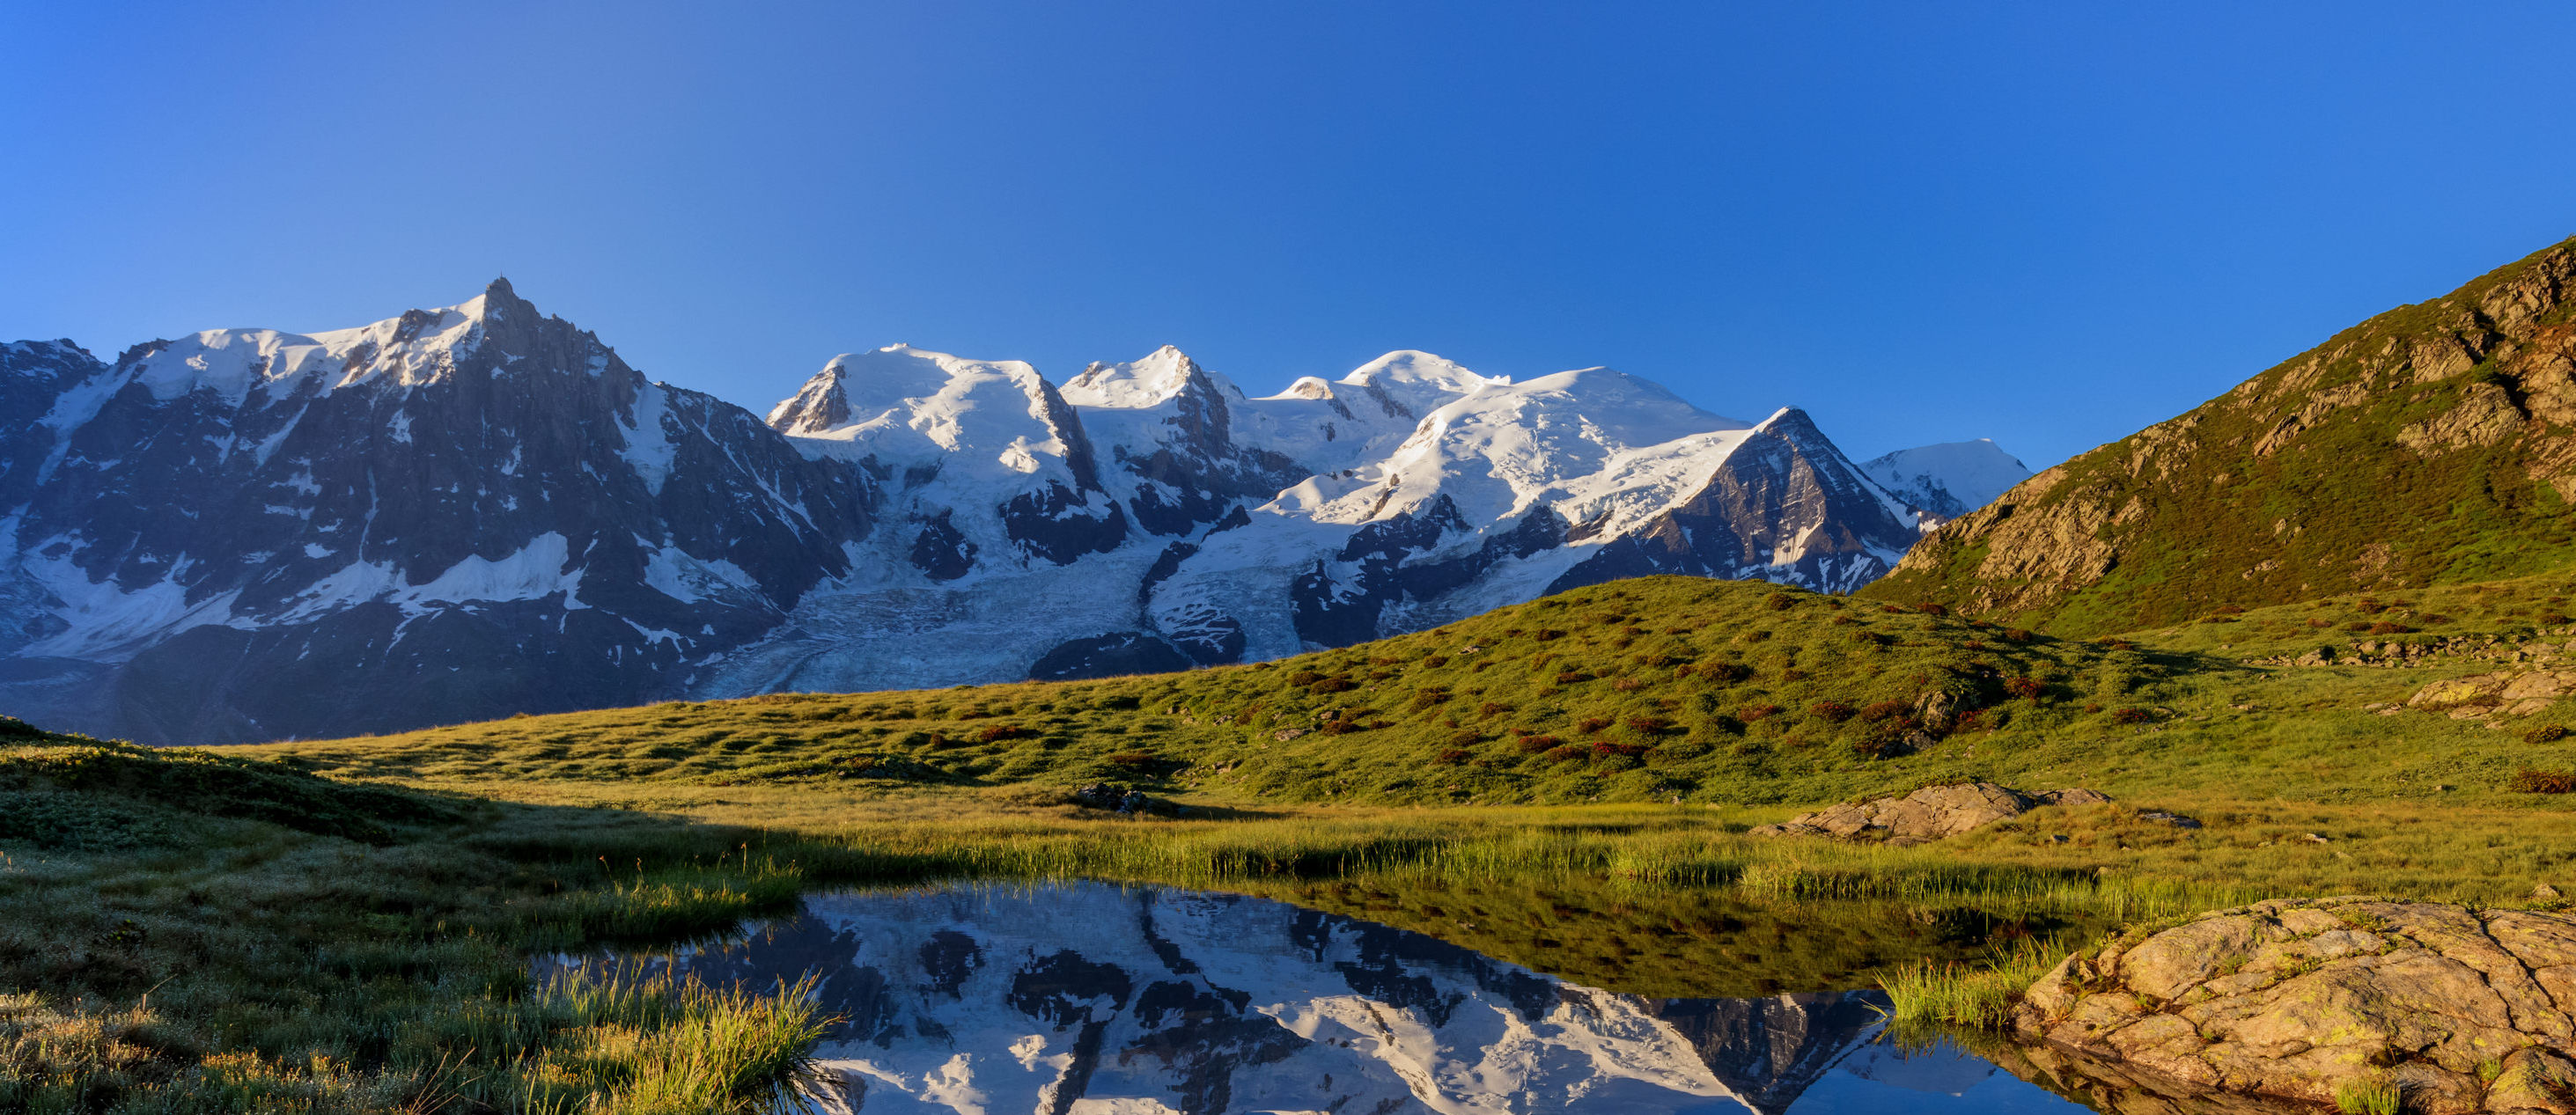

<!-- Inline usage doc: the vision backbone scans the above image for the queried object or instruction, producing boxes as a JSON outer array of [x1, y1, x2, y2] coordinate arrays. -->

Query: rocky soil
[[2015, 896, 2576, 1113], [1748, 781, 2123, 844]]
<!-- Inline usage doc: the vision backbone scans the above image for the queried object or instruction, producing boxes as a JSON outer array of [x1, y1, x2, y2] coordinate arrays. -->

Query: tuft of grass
[[1878, 939, 2071, 1029], [2335, 1072, 2403, 1115]]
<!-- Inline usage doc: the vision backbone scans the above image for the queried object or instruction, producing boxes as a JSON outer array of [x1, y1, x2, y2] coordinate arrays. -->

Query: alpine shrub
[[2511, 768, 2576, 794]]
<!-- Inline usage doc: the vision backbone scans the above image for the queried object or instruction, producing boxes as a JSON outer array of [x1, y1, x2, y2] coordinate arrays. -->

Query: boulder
[[1750, 781, 2114, 844], [2014, 897, 2576, 1112]]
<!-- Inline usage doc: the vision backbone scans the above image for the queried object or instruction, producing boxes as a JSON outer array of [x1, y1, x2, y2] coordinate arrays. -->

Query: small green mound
[[0, 728, 460, 847]]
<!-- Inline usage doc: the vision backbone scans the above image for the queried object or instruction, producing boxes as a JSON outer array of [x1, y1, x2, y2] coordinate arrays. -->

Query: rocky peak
[[765, 362, 851, 435], [1060, 344, 1222, 409]]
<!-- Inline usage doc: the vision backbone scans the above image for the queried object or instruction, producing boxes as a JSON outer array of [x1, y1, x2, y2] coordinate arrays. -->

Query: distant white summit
[[0, 281, 2030, 742], [1861, 439, 2033, 523]]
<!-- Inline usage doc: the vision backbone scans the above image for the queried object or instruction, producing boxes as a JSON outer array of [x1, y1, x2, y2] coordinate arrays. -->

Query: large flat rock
[[2015, 897, 2576, 1113]]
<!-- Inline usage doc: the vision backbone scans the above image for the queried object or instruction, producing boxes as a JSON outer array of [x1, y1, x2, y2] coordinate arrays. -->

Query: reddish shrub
[[2366, 621, 2414, 635], [1807, 701, 1856, 723], [1433, 748, 1472, 765], [1739, 703, 1783, 723], [1764, 591, 1795, 611], [1447, 730, 1484, 746], [1519, 733, 1564, 752], [1423, 655, 1450, 668], [1914, 603, 1948, 616], [1577, 716, 1613, 734], [1533, 628, 1567, 641], [2512, 768, 2576, 794], [1310, 676, 1356, 693], [2110, 708, 2154, 724], [1624, 715, 1675, 735], [1478, 701, 1510, 718], [1318, 719, 1358, 735], [1700, 663, 1753, 683], [2212, 605, 2246, 615], [1287, 670, 1322, 686], [975, 724, 1039, 744], [1554, 671, 1593, 685], [1541, 744, 1589, 763], [2541, 612, 2572, 626], [1950, 709, 1985, 733], [1590, 740, 1650, 759], [1612, 678, 1643, 692], [1410, 688, 1453, 709], [2002, 627, 2032, 642], [2004, 677, 2045, 701], [1859, 700, 1911, 723]]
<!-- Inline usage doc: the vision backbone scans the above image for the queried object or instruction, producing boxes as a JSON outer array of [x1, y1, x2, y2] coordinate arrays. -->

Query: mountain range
[[0, 281, 2024, 744]]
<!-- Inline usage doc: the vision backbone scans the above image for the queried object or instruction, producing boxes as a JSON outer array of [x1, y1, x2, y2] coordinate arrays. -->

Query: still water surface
[[577, 880, 2110, 1114]]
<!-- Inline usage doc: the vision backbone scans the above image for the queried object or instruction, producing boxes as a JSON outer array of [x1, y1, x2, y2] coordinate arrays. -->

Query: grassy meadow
[[15, 574, 2576, 1110]]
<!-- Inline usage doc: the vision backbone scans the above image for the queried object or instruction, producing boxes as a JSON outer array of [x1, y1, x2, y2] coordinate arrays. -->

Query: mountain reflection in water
[[574, 881, 2093, 1114]]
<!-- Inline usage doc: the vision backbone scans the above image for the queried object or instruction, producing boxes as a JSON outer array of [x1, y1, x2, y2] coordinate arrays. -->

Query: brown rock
[[1753, 781, 2123, 844], [2486, 1048, 2576, 1114], [2016, 898, 2576, 1111]]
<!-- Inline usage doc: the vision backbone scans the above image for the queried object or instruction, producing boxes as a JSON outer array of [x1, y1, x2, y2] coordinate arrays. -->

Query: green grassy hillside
[[261, 571, 2576, 810], [264, 577, 2208, 806], [1866, 234, 2576, 635]]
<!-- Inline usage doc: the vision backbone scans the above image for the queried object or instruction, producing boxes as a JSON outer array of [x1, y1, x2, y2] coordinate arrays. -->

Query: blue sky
[[5, 2, 2573, 467]]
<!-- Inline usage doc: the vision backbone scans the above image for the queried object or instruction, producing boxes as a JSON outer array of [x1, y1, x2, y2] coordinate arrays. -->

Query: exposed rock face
[[1872, 236, 2576, 634], [2407, 669, 2576, 720], [1750, 782, 2114, 843], [2, 290, 2015, 742], [0, 282, 874, 744], [2016, 897, 2576, 1113]]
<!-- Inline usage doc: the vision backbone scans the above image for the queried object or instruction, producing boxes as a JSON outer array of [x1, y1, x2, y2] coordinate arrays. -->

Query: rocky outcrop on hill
[[1870, 236, 2576, 635], [2015, 897, 2576, 1113], [2405, 668, 2576, 722], [1749, 781, 2116, 843]]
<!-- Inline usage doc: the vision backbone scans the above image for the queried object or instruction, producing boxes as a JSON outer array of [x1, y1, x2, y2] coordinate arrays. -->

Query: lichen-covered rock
[[1749, 781, 2113, 844], [2015, 897, 2576, 1112]]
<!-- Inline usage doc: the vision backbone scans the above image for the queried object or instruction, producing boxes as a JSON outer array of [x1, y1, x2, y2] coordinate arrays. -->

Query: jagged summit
[[1059, 345, 1216, 409]]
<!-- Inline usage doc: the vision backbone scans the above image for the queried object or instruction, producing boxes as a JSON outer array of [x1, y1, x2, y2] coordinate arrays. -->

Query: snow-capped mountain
[[0, 283, 2018, 742], [1859, 440, 2031, 523], [585, 881, 1925, 1115]]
